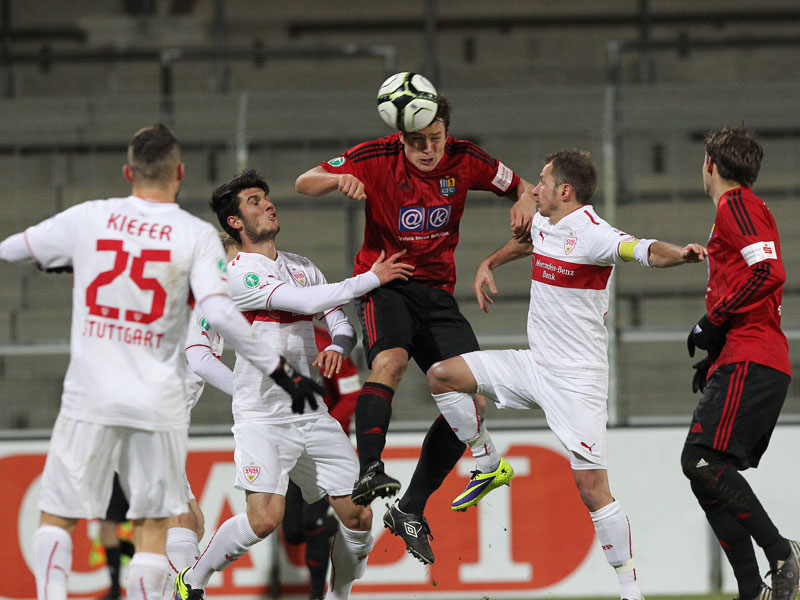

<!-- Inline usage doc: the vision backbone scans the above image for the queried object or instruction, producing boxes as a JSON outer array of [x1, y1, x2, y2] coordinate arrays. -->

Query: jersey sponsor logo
[[327, 156, 346, 167], [243, 465, 261, 483], [398, 205, 451, 232], [491, 161, 513, 192], [427, 205, 451, 230], [398, 206, 426, 231], [399, 180, 411, 191], [291, 270, 307, 286], [740, 240, 777, 266], [439, 177, 456, 196], [580, 441, 596, 453], [565, 236, 577, 255], [244, 272, 260, 288], [531, 253, 612, 290]]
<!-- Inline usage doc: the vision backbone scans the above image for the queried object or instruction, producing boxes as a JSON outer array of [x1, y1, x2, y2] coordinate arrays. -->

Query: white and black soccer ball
[[376, 72, 439, 132]]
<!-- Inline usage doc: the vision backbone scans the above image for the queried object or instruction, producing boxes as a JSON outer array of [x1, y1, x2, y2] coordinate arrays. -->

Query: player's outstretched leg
[[428, 357, 515, 511], [382, 501, 434, 565]]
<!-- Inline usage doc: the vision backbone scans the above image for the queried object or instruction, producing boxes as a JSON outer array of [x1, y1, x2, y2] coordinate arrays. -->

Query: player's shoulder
[[343, 133, 403, 164], [227, 250, 263, 273], [444, 136, 497, 167], [566, 205, 611, 233]]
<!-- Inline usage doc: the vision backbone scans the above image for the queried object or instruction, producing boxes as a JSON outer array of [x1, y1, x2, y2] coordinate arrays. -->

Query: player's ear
[[176, 162, 185, 182], [560, 183, 572, 200], [122, 164, 134, 183], [705, 154, 714, 174], [227, 214, 243, 233]]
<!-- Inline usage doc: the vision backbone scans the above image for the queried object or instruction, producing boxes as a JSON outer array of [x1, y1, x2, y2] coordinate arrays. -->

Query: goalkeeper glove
[[270, 356, 323, 414], [691, 356, 711, 394], [687, 314, 726, 357]]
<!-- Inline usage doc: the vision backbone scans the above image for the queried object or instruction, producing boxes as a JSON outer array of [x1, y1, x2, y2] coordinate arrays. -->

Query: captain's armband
[[618, 238, 656, 267]]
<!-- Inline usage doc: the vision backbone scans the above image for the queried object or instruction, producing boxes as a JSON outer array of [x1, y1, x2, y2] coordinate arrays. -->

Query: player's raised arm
[[473, 237, 533, 313], [295, 165, 367, 200], [508, 178, 536, 241]]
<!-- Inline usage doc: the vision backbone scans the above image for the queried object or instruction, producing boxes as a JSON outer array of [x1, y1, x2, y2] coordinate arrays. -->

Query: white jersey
[[184, 307, 224, 414], [24, 195, 230, 430], [228, 250, 330, 423], [528, 205, 648, 375]]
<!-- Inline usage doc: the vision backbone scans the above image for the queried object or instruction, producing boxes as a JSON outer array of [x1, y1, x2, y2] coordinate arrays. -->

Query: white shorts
[[463, 349, 608, 469], [232, 415, 358, 503], [183, 471, 195, 502], [39, 414, 188, 520]]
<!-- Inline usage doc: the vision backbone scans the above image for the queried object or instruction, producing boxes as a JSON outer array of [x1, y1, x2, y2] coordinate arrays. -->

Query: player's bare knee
[[371, 350, 409, 386], [426, 361, 451, 394], [247, 512, 281, 539], [338, 503, 372, 531]]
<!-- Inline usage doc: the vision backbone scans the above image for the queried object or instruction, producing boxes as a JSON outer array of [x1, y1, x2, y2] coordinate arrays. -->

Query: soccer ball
[[376, 72, 439, 132]]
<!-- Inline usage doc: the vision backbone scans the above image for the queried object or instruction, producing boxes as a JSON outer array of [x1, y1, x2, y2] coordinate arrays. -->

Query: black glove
[[692, 356, 711, 394], [687, 314, 726, 357], [40, 265, 73, 274], [270, 356, 323, 414]]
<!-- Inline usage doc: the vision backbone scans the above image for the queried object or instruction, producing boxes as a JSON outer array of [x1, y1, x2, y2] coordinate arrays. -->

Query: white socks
[[166, 527, 200, 577], [33, 525, 72, 600], [433, 391, 498, 472], [187, 513, 262, 589], [326, 523, 373, 600], [126, 552, 170, 600], [590, 500, 641, 600]]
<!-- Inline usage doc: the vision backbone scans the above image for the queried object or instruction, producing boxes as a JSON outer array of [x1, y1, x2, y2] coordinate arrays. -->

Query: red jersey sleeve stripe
[[349, 147, 403, 164], [348, 140, 402, 162], [711, 262, 770, 322], [447, 141, 496, 167], [727, 190, 757, 236]]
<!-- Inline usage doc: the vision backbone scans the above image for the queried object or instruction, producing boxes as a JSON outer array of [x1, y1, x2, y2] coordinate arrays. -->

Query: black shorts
[[685, 361, 790, 469], [105, 473, 130, 523], [355, 280, 479, 373]]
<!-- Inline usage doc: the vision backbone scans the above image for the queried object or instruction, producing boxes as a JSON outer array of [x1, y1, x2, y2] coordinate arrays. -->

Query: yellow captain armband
[[618, 239, 641, 263]]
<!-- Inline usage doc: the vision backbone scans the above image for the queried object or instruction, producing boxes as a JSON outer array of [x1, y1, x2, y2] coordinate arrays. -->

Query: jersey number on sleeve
[[86, 239, 170, 324]]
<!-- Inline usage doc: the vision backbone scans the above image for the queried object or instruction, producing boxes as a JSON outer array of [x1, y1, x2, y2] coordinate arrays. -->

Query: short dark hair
[[127, 123, 181, 183], [209, 169, 270, 243], [704, 126, 763, 187], [544, 149, 597, 204]]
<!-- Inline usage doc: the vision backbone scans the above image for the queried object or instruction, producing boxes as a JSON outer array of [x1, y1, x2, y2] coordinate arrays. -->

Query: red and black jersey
[[314, 326, 359, 436], [706, 187, 790, 376], [320, 132, 520, 293]]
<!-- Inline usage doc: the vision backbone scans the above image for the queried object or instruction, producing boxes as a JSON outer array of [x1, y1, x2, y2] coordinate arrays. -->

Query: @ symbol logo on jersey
[[427, 205, 451, 230], [327, 156, 346, 167], [244, 272, 260, 288], [398, 206, 425, 232]]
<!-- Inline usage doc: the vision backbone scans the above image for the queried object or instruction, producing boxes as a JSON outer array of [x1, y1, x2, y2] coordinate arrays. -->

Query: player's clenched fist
[[337, 174, 367, 200]]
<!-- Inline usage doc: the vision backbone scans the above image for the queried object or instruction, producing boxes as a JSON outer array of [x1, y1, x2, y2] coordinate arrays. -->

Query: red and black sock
[[354, 382, 394, 471]]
